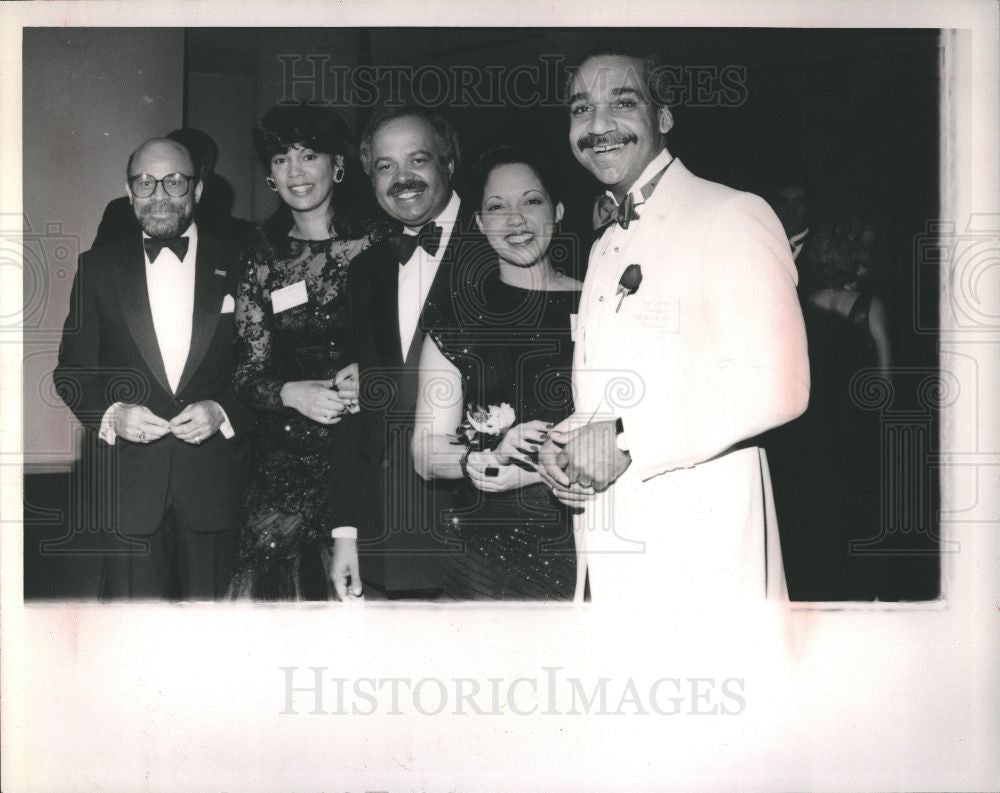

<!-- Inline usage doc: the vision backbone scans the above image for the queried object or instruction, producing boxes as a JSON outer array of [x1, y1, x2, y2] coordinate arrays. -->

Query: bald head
[[126, 137, 195, 181]]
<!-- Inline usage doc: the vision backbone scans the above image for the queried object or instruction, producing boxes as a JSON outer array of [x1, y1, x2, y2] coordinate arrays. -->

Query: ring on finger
[[138, 430, 146, 442]]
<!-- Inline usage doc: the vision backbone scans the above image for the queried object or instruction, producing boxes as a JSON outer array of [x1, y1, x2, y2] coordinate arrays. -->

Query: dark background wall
[[182, 26, 939, 373]]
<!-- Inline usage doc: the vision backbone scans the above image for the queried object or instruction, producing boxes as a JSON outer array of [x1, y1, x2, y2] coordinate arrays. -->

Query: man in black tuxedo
[[347, 106, 476, 597], [54, 137, 255, 600]]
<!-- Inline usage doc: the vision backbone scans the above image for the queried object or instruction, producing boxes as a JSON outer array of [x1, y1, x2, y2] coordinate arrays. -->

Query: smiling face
[[567, 55, 672, 201], [128, 139, 202, 239], [476, 162, 564, 268], [269, 144, 341, 217], [369, 115, 454, 227]]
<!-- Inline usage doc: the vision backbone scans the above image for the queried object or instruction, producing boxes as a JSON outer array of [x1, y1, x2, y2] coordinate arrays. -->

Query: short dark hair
[[358, 105, 460, 177], [470, 144, 563, 211], [801, 218, 876, 290], [564, 48, 672, 112]]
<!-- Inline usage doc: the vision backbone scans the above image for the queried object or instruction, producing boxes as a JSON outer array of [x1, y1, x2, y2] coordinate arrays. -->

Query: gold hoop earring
[[265, 176, 278, 191], [333, 166, 345, 184]]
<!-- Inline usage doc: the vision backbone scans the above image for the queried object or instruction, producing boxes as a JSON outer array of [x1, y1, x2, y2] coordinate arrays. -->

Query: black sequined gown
[[427, 269, 579, 600], [228, 232, 372, 600]]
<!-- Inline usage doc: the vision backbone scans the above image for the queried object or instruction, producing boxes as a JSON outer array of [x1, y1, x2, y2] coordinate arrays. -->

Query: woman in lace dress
[[412, 146, 582, 600], [228, 105, 382, 600]]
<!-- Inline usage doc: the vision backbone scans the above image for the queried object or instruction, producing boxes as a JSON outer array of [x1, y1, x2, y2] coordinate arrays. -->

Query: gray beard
[[137, 201, 194, 239]]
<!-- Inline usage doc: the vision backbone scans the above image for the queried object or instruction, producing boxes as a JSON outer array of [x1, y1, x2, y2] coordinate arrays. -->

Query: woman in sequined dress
[[412, 146, 581, 600], [228, 105, 383, 600]]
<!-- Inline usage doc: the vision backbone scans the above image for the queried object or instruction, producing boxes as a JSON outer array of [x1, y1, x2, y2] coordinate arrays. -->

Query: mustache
[[140, 200, 181, 214], [577, 132, 637, 152], [388, 179, 428, 197]]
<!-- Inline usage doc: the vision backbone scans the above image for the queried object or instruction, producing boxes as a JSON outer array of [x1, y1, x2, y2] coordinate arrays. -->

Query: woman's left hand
[[466, 450, 541, 493], [333, 362, 361, 414], [329, 537, 363, 601]]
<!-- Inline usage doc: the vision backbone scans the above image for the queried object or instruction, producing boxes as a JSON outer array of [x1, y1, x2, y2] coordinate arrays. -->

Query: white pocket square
[[221, 294, 235, 313]]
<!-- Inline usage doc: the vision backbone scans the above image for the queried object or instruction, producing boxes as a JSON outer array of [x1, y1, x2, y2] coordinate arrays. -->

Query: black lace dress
[[427, 270, 579, 601], [228, 232, 372, 600]]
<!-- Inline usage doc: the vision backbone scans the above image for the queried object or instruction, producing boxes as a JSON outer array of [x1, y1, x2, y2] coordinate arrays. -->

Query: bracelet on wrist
[[459, 446, 473, 479]]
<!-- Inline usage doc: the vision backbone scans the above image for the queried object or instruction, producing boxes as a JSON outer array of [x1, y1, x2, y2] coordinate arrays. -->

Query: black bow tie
[[144, 236, 189, 262], [390, 222, 443, 264]]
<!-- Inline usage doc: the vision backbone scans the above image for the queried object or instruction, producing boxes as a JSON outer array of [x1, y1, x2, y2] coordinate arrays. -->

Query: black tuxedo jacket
[[54, 229, 255, 536], [346, 206, 487, 592]]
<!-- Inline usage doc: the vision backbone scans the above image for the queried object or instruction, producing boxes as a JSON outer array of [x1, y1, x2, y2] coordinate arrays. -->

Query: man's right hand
[[113, 404, 171, 444]]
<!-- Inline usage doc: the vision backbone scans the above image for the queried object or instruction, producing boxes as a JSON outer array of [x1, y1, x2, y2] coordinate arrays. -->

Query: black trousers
[[101, 504, 237, 601]]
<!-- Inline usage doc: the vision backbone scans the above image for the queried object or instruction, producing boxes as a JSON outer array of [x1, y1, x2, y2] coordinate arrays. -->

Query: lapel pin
[[214, 269, 227, 277]]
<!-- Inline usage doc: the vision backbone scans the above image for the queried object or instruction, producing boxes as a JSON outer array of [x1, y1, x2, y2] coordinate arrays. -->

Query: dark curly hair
[[469, 144, 563, 213], [253, 104, 380, 245], [801, 218, 876, 291]]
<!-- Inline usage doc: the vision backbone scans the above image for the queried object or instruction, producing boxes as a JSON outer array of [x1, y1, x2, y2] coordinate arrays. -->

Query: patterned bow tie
[[390, 222, 443, 264], [592, 156, 677, 231], [593, 192, 639, 231], [143, 236, 189, 262]]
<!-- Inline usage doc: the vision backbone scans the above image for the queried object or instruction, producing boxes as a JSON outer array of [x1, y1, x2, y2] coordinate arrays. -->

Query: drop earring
[[333, 165, 345, 184], [265, 176, 278, 191]]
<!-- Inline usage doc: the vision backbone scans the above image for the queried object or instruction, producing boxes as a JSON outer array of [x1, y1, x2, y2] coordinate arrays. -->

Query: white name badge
[[271, 280, 308, 313]]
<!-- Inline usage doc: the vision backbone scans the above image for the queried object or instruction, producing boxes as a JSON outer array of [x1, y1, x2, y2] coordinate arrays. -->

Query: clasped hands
[[465, 419, 551, 493], [114, 400, 225, 445], [279, 362, 360, 425], [536, 417, 631, 506]]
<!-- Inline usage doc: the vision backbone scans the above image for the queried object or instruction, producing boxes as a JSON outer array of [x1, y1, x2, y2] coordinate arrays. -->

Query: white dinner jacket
[[572, 157, 810, 604]]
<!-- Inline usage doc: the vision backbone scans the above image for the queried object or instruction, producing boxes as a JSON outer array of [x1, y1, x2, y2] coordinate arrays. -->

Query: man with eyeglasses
[[538, 50, 811, 606], [55, 137, 255, 600], [91, 127, 253, 250]]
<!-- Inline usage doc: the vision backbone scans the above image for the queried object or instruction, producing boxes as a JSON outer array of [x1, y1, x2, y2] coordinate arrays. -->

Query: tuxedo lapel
[[116, 236, 172, 396], [409, 207, 472, 367], [370, 243, 404, 368], [176, 232, 230, 395]]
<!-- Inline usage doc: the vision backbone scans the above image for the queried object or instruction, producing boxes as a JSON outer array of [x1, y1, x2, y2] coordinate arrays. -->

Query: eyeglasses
[[128, 172, 194, 198]]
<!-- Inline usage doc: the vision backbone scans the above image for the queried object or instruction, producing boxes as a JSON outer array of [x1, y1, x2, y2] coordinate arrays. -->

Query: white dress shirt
[[146, 225, 197, 391], [100, 223, 231, 444], [397, 191, 461, 359]]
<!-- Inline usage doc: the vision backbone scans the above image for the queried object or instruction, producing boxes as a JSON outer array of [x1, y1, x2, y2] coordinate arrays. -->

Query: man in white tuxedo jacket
[[540, 52, 810, 605]]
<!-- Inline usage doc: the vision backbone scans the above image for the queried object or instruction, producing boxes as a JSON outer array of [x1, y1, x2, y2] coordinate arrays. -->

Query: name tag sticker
[[634, 298, 679, 333], [271, 280, 308, 313]]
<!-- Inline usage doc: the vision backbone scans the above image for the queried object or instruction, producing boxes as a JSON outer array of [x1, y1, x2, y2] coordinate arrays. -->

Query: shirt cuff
[[213, 402, 235, 439], [330, 526, 358, 540], [99, 402, 122, 445]]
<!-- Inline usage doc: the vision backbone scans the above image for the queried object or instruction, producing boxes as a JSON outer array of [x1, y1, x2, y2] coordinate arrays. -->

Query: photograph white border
[[2, 2, 997, 791]]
